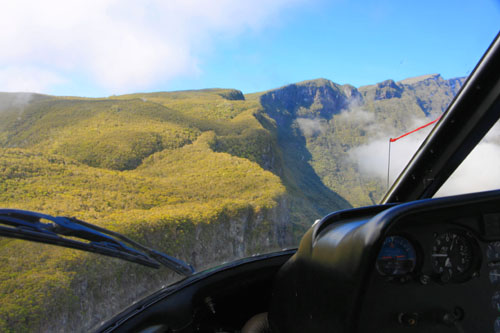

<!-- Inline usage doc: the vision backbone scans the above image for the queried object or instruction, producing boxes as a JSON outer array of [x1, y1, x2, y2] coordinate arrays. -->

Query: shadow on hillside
[[257, 104, 352, 234]]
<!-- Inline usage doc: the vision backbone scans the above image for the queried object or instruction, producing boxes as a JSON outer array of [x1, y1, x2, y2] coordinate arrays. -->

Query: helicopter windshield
[[436, 120, 500, 197], [0, 1, 499, 332]]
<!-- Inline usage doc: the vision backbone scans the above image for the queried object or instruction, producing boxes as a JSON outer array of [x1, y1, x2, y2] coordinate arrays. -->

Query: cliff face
[[260, 74, 466, 124], [41, 197, 292, 333], [191, 197, 292, 269], [260, 79, 362, 124], [360, 74, 466, 117]]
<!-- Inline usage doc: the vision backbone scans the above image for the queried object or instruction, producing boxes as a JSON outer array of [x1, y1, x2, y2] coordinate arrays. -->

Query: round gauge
[[488, 242, 500, 261], [376, 236, 416, 276], [431, 232, 473, 282]]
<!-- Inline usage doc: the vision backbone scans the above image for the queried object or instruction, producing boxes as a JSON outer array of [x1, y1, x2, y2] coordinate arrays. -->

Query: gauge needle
[[432, 254, 448, 257]]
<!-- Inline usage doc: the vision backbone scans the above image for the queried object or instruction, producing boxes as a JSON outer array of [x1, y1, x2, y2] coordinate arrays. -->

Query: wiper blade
[[0, 209, 194, 276]]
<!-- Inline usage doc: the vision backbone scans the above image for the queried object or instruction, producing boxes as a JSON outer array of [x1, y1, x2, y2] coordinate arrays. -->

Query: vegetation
[[0, 89, 289, 332], [0, 75, 463, 331]]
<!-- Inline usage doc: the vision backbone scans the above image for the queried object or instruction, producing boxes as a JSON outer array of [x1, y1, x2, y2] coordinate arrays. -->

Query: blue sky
[[0, 0, 499, 97], [175, 0, 500, 93]]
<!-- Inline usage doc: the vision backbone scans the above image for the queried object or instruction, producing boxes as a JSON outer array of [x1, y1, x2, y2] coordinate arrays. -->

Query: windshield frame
[[382, 31, 500, 204]]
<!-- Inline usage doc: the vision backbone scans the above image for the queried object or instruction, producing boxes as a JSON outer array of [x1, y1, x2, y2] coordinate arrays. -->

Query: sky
[[0, 0, 499, 97]]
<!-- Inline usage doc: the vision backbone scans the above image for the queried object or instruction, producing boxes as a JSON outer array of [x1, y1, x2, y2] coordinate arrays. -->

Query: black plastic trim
[[95, 250, 296, 332]]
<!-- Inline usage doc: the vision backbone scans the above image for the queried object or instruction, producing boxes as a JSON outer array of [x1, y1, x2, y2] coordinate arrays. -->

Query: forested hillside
[[0, 74, 464, 332]]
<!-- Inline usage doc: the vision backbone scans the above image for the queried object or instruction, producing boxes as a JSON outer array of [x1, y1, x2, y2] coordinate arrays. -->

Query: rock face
[[258, 79, 355, 231], [359, 74, 466, 117], [398, 74, 466, 116], [258, 74, 465, 123], [260, 79, 362, 123], [191, 197, 292, 269], [43, 197, 292, 333], [374, 80, 403, 100]]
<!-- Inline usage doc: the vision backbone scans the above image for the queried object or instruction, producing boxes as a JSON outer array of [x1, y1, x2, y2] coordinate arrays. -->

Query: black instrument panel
[[269, 190, 500, 333], [361, 211, 500, 332], [375, 225, 483, 284]]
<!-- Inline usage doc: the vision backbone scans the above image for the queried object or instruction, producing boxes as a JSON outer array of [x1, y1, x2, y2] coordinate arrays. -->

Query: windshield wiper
[[0, 209, 194, 276]]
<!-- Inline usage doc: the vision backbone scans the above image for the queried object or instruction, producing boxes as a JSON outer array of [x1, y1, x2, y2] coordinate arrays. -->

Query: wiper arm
[[0, 209, 194, 276]]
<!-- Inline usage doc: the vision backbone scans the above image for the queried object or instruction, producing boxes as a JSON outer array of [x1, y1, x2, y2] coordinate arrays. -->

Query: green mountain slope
[[0, 90, 294, 331], [0, 74, 464, 331]]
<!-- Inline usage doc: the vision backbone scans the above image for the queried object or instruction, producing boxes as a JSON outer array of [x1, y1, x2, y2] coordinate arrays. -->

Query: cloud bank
[[0, 0, 306, 95], [349, 118, 432, 186], [436, 123, 500, 196], [297, 117, 326, 136], [348, 113, 500, 197]]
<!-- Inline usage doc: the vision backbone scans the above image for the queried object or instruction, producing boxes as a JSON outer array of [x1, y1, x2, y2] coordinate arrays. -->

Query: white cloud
[[336, 108, 375, 124], [349, 116, 500, 197], [436, 122, 500, 197], [348, 115, 433, 185], [297, 117, 325, 136], [436, 142, 500, 197], [0, 0, 307, 95], [349, 128, 431, 184]]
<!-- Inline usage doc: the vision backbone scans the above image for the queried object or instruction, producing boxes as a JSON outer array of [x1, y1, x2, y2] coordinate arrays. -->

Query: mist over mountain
[[259, 74, 465, 205], [0, 92, 49, 112], [0, 74, 466, 331]]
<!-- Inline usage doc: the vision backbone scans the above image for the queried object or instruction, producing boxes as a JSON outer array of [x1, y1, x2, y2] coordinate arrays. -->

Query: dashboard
[[361, 219, 497, 332], [269, 189, 500, 333]]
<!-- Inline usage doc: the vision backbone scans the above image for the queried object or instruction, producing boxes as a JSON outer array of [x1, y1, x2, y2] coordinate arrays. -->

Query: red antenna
[[387, 115, 442, 190]]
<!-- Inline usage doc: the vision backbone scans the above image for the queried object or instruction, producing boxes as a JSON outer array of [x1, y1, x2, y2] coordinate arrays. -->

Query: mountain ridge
[[0, 73, 466, 331], [256, 73, 465, 206]]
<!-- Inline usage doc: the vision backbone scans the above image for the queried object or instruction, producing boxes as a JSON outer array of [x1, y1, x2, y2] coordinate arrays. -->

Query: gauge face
[[376, 236, 416, 276], [431, 232, 473, 282]]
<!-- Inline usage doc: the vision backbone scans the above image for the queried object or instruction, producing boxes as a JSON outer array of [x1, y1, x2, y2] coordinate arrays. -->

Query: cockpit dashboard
[[98, 191, 500, 333], [269, 189, 500, 332]]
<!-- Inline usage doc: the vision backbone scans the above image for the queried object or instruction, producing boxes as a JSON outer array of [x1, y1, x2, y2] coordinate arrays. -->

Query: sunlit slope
[[0, 98, 201, 170], [0, 88, 343, 331], [0, 91, 269, 167], [115, 88, 250, 120], [0, 89, 350, 226], [0, 135, 286, 332], [0, 89, 294, 241], [0, 137, 283, 218]]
